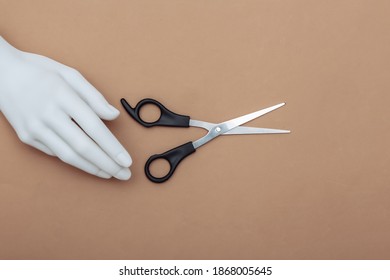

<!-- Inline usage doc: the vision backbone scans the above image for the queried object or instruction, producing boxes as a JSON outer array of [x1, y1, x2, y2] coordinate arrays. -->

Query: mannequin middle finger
[[60, 92, 132, 168], [46, 112, 129, 178], [35, 126, 110, 178]]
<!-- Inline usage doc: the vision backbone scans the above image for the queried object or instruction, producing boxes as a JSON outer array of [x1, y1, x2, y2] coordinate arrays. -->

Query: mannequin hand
[[0, 36, 132, 180]]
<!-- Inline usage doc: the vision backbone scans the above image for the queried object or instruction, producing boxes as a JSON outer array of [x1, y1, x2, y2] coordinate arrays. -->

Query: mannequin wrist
[[0, 36, 24, 70]]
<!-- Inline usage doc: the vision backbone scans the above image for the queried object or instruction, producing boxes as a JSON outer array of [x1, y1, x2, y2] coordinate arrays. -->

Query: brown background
[[0, 0, 389, 259]]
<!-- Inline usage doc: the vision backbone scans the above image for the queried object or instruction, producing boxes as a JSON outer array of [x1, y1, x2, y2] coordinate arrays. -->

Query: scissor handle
[[121, 98, 190, 128], [145, 142, 196, 183]]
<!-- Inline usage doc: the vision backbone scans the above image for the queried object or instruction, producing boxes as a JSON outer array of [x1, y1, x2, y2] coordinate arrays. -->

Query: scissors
[[121, 98, 290, 183]]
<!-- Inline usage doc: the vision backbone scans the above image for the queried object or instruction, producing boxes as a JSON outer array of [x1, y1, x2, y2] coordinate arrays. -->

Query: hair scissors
[[121, 98, 290, 183]]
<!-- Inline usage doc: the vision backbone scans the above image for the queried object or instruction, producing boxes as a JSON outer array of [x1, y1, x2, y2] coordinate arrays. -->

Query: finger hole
[[139, 103, 161, 123], [148, 158, 171, 178]]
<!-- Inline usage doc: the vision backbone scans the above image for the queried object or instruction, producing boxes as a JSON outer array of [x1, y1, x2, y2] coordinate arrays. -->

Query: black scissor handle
[[145, 142, 196, 183], [121, 98, 190, 128]]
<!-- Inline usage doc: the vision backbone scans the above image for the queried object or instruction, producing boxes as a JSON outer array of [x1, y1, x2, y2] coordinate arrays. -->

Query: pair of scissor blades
[[121, 98, 290, 183]]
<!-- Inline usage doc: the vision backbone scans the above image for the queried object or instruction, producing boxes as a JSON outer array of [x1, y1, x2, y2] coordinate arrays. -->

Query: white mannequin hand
[[0, 36, 132, 180]]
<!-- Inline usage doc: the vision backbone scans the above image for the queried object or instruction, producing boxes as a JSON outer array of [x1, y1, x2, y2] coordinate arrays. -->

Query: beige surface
[[1, 0, 390, 259]]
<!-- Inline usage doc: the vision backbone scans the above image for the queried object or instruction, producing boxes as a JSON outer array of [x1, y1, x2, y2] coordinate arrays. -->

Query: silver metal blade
[[221, 103, 286, 131], [192, 103, 287, 149], [189, 119, 290, 134], [223, 126, 290, 135], [189, 119, 215, 130]]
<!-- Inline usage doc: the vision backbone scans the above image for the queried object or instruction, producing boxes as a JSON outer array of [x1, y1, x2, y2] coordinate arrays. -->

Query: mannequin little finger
[[29, 140, 55, 156]]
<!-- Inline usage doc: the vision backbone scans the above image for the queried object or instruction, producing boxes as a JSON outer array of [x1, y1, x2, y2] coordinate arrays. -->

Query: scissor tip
[[278, 129, 291, 134]]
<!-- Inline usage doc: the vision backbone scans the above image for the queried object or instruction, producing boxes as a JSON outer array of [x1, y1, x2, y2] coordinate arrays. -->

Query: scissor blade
[[223, 126, 290, 135], [192, 103, 287, 149], [221, 103, 286, 132]]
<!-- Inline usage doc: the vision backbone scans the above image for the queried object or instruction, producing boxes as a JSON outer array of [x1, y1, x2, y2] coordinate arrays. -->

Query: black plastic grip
[[145, 142, 196, 183], [120, 98, 190, 128]]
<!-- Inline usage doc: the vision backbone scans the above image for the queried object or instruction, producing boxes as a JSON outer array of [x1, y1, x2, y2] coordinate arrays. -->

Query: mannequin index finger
[[60, 67, 119, 120]]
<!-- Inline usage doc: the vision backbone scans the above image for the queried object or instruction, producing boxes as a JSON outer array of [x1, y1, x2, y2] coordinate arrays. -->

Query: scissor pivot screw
[[215, 127, 221, 132]]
